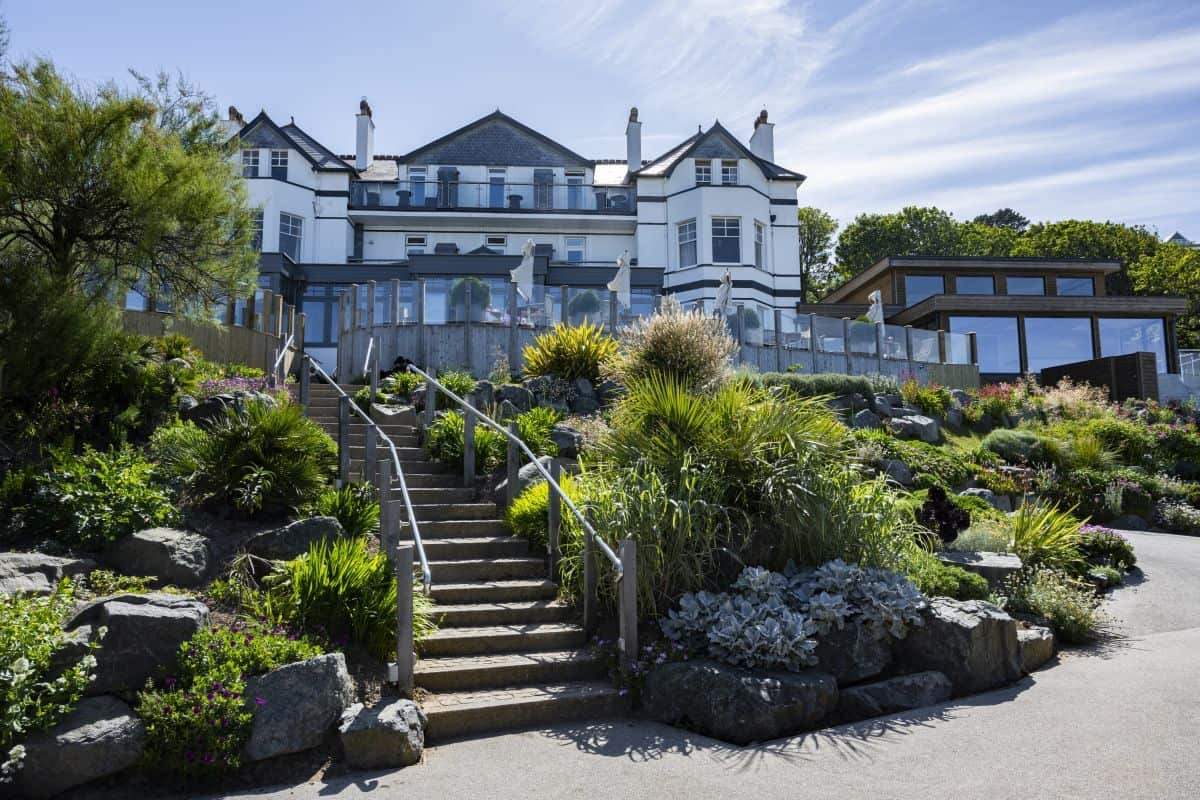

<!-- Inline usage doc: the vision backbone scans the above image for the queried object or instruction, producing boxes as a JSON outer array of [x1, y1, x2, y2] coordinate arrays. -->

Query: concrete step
[[352, 459, 450, 474], [421, 537, 530, 561], [415, 648, 603, 693], [401, 503, 498, 522], [420, 623, 586, 658], [422, 681, 624, 742], [429, 579, 559, 605], [401, 487, 477, 505], [402, 519, 508, 538], [432, 600, 574, 628], [348, 444, 425, 460], [394, 473, 466, 489], [427, 558, 544, 583]]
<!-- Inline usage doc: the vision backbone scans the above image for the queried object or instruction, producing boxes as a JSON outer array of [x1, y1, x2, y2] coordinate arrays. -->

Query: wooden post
[[368, 335, 379, 403], [297, 312, 306, 368], [246, 292, 257, 331], [506, 420, 520, 507], [904, 325, 915, 363], [969, 331, 979, 367], [608, 290, 618, 335], [261, 290, 273, 334], [582, 529, 597, 635], [507, 283, 519, 370], [273, 294, 284, 338], [808, 313, 820, 352], [416, 278, 428, 369], [547, 459, 561, 578], [774, 309, 784, 372], [463, 281, 473, 374], [423, 377, 437, 430], [619, 538, 638, 673], [463, 409, 476, 488], [395, 543, 414, 694], [841, 316, 851, 356], [736, 304, 746, 346], [937, 329, 948, 364], [391, 278, 402, 327], [337, 395, 350, 487], [559, 285, 568, 325], [365, 424, 378, 486], [378, 457, 394, 557], [223, 294, 236, 326], [350, 284, 362, 331], [299, 353, 310, 408], [287, 303, 296, 341], [367, 281, 377, 333]]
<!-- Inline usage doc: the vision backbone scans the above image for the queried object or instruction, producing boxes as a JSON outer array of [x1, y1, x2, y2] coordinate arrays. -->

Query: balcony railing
[[349, 180, 636, 214]]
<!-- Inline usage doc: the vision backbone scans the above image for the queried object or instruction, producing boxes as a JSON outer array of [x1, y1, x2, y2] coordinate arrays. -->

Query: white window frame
[[405, 234, 427, 256], [250, 209, 264, 251], [408, 167, 427, 205], [485, 234, 507, 251], [564, 236, 586, 263], [711, 216, 741, 264], [695, 159, 712, 185], [488, 167, 507, 208], [278, 212, 303, 260], [721, 159, 739, 185], [677, 219, 697, 268], [270, 149, 288, 180], [241, 149, 259, 178], [754, 221, 766, 270]]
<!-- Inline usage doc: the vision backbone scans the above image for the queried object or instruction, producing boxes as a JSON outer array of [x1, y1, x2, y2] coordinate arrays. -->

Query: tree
[[0, 60, 257, 307], [833, 206, 962, 281], [972, 208, 1029, 232], [1011, 219, 1160, 294], [1130, 243, 1200, 348], [796, 206, 838, 302], [958, 222, 1020, 257]]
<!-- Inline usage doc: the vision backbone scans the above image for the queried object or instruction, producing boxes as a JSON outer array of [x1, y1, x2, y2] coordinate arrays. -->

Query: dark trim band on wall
[[667, 277, 803, 298], [316, 190, 350, 198], [637, 195, 666, 203], [768, 198, 798, 205]]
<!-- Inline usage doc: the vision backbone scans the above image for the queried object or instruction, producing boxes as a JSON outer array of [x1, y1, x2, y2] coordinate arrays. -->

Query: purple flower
[[164, 677, 177, 688], [254, 697, 266, 706], [193, 706, 202, 715]]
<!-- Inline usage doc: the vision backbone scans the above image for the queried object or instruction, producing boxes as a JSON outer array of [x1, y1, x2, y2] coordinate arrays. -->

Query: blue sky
[[6, 0, 1200, 238]]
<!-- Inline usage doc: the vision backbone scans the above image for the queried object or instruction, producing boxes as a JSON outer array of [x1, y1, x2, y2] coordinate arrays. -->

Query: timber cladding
[[1040, 352, 1160, 402]]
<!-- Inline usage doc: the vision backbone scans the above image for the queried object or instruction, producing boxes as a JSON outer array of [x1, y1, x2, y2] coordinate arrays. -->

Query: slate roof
[[396, 111, 592, 167], [236, 111, 354, 172], [634, 122, 804, 182]]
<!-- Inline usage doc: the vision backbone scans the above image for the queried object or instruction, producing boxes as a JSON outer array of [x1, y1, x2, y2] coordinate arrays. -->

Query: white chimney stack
[[221, 105, 245, 142], [749, 109, 774, 163], [355, 97, 375, 171], [625, 107, 642, 173]]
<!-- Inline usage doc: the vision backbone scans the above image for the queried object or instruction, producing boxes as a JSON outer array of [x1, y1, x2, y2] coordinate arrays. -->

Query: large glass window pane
[[949, 316, 1020, 373], [712, 217, 740, 263], [1007, 276, 1045, 295], [956, 275, 994, 295], [904, 274, 944, 305], [1024, 317, 1093, 372], [1057, 276, 1095, 296], [1099, 317, 1167, 373]]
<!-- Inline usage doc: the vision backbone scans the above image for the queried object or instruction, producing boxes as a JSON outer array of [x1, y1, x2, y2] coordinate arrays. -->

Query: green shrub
[[1002, 567, 1104, 644], [907, 552, 991, 600], [1091, 564, 1123, 587], [504, 475, 580, 549], [1065, 433, 1117, 471], [151, 401, 337, 517], [13, 445, 179, 550], [1082, 418, 1156, 465], [1077, 525, 1136, 570], [301, 483, 379, 538], [380, 371, 422, 402], [263, 537, 436, 658], [605, 297, 737, 390], [567, 289, 602, 319], [1011, 502, 1084, 571], [516, 407, 559, 459], [760, 372, 899, 399], [449, 277, 490, 314], [971, 383, 1018, 422], [901, 378, 953, 418], [852, 430, 974, 488], [83, 569, 152, 596], [437, 369, 476, 402], [523, 323, 618, 382], [353, 385, 372, 407], [426, 409, 555, 474], [981, 428, 1048, 465], [947, 518, 1013, 552], [137, 622, 322, 778], [2, 580, 101, 782]]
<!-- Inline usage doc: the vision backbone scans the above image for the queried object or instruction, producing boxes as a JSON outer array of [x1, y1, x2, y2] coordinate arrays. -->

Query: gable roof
[[633, 121, 804, 182], [397, 110, 592, 167], [236, 111, 354, 172]]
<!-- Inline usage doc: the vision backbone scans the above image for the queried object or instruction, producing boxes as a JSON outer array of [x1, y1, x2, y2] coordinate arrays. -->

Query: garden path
[[216, 529, 1200, 800]]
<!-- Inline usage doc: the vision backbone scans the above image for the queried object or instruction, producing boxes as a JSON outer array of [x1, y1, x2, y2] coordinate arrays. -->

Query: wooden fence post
[[774, 309, 784, 372], [463, 410, 476, 488], [463, 282, 473, 373], [938, 329, 948, 364], [559, 285, 569, 325], [367, 280, 377, 331], [395, 543, 414, 695], [423, 376, 437, 430], [417, 278, 428, 369], [273, 294, 284, 338], [261, 290, 273, 334], [969, 332, 979, 367], [876, 322, 887, 371], [391, 278, 402, 327], [369, 336, 379, 403], [904, 325, 915, 363], [619, 538, 638, 673], [299, 352, 310, 407], [507, 283, 519, 370]]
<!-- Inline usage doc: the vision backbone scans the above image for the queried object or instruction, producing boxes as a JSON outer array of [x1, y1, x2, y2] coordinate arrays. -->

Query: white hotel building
[[229, 101, 805, 358]]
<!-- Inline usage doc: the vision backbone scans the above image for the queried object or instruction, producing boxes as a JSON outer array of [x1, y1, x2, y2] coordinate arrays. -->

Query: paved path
[[220, 531, 1200, 800]]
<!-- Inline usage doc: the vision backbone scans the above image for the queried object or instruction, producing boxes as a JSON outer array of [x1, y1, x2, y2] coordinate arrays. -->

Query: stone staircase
[[303, 381, 623, 741]]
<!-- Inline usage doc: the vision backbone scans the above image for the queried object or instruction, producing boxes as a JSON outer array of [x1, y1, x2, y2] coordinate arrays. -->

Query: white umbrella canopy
[[714, 270, 733, 317], [510, 238, 536, 302], [867, 289, 884, 324], [607, 250, 631, 309]]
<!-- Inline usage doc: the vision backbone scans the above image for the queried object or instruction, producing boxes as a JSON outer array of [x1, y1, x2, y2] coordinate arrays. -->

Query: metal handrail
[[272, 333, 295, 376], [362, 336, 374, 378], [406, 364, 623, 576], [304, 354, 431, 590]]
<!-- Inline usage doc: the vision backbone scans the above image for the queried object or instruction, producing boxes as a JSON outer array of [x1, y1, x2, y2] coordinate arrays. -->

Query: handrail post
[[337, 395, 350, 487], [395, 543, 414, 694], [583, 527, 597, 635], [423, 376, 437, 430], [547, 459, 561, 579], [378, 456, 394, 557], [299, 355, 311, 407], [619, 538, 638, 672], [463, 408, 476, 488], [367, 280, 377, 330], [365, 424, 378, 486], [506, 420, 520, 507]]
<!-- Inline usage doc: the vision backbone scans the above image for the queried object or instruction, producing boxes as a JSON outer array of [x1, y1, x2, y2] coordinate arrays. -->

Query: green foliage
[[1131, 243, 1200, 347], [300, 483, 380, 538], [504, 475, 580, 550], [380, 371, 421, 402], [1002, 567, 1104, 644], [833, 206, 965, 280], [605, 297, 737, 390], [1078, 526, 1136, 570], [83, 569, 152, 597], [947, 518, 1014, 552], [353, 385, 372, 407], [516, 406, 560, 459], [523, 323, 618, 382], [436, 369, 476, 404], [853, 429, 974, 488], [1012, 219, 1160, 294], [972, 208, 1029, 232], [263, 537, 436, 658], [901, 378, 953, 418], [759, 372, 899, 399], [426, 408, 556, 474], [971, 383, 1018, 423], [906, 552, 991, 600], [567, 289, 602, 318], [1079, 417, 1157, 464], [10, 445, 179, 550], [796, 206, 839, 302], [1, 580, 100, 779], [150, 400, 337, 517], [981, 428, 1048, 465], [1010, 502, 1085, 571], [449, 276, 491, 311], [137, 622, 321, 778]]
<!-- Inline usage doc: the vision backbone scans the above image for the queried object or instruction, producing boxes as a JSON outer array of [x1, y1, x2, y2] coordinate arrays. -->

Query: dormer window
[[241, 149, 259, 178], [695, 160, 712, 185], [721, 160, 738, 185], [406, 234, 427, 256], [270, 150, 288, 181]]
